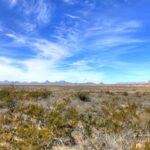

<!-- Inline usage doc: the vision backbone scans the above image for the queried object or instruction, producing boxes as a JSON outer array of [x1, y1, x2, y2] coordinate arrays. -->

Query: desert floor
[[0, 84, 150, 150]]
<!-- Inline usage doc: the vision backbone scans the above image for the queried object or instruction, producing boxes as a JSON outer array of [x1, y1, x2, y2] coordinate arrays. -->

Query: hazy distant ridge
[[0, 80, 101, 85], [0, 80, 149, 85]]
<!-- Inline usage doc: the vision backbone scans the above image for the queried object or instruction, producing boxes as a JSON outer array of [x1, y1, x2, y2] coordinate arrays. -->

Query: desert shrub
[[80, 113, 94, 137], [0, 89, 52, 102], [96, 101, 139, 133], [14, 121, 54, 150], [123, 91, 128, 96], [4, 99, 17, 110], [105, 91, 114, 95], [27, 90, 52, 100], [0, 90, 18, 109], [0, 89, 27, 105], [0, 90, 11, 99], [46, 101, 79, 138], [23, 104, 45, 119], [145, 107, 150, 114], [0, 100, 13, 109], [144, 140, 150, 150], [0, 100, 80, 149], [135, 92, 141, 98], [76, 91, 90, 102], [105, 91, 110, 94]]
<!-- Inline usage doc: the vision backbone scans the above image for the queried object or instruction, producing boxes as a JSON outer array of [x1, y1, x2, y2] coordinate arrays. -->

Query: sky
[[0, 0, 150, 83]]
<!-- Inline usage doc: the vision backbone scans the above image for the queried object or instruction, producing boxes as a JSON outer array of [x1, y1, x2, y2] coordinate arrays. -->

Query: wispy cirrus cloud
[[2, 17, 144, 64], [85, 20, 141, 39], [5, 33, 25, 43], [65, 13, 87, 23], [22, 0, 52, 24], [91, 36, 144, 48], [63, 0, 76, 5], [3, 0, 52, 34], [32, 39, 71, 60], [65, 13, 81, 19], [35, 0, 52, 24], [3, 32, 71, 61], [8, 0, 17, 7]]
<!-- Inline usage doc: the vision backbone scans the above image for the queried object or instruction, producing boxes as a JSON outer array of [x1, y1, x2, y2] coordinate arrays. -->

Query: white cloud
[[5, 33, 25, 43], [0, 40, 104, 82], [54, 23, 81, 54], [65, 13, 81, 19], [4, 32, 70, 61], [0, 64, 24, 81], [65, 13, 87, 23], [35, 0, 51, 24], [8, 0, 17, 7], [82, 20, 143, 48], [0, 56, 105, 83], [69, 59, 97, 71], [21, 23, 36, 32], [0, 56, 25, 81], [63, 0, 76, 4], [0, 57, 13, 64], [86, 20, 141, 38], [71, 60, 89, 66], [1, 53, 150, 83], [121, 21, 141, 30], [22, 0, 51, 25], [53, 19, 142, 54], [94, 36, 144, 47], [32, 39, 71, 60]]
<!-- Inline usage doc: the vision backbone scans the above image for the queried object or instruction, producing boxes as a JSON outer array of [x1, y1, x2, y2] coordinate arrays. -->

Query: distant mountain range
[[0, 80, 149, 85], [0, 80, 101, 85]]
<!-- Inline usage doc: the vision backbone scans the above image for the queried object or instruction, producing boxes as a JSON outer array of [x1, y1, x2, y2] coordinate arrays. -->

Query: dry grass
[[0, 85, 150, 149]]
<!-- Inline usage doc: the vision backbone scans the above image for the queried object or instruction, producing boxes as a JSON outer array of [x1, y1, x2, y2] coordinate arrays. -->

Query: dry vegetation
[[0, 85, 150, 150]]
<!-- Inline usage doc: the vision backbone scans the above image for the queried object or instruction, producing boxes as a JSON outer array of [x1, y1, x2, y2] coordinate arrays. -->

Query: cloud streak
[[5, 33, 25, 43], [63, 0, 76, 5], [8, 0, 17, 7], [34, 0, 51, 24]]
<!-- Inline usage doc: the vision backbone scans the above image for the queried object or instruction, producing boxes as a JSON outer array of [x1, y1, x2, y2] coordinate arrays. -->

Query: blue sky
[[0, 0, 150, 83]]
